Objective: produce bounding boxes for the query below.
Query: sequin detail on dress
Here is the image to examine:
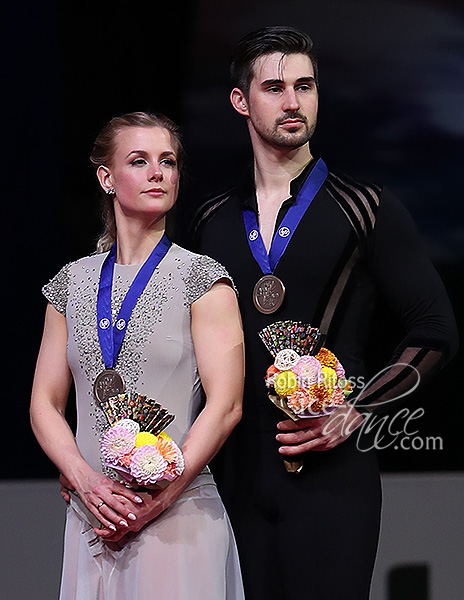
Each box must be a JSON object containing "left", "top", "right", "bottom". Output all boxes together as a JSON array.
[
  {"left": 41, "top": 247, "right": 236, "bottom": 458},
  {"left": 42, "top": 262, "right": 73, "bottom": 315},
  {"left": 184, "top": 254, "right": 237, "bottom": 305}
]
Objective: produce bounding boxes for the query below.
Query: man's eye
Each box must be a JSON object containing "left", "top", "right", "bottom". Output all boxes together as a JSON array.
[{"left": 297, "top": 82, "right": 315, "bottom": 92}]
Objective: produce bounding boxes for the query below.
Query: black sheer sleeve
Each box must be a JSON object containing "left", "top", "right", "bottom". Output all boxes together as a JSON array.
[{"left": 355, "top": 188, "right": 459, "bottom": 414}]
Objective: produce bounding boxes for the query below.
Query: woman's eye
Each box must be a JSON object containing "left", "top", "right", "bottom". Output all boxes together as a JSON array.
[
  {"left": 131, "top": 158, "right": 147, "bottom": 166},
  {"left": 160, "top": 158, "right": 177, "bottom": 167}
]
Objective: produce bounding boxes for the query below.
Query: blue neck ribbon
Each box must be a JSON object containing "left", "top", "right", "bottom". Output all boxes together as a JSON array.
[
  {"left": 242, "top": 158, "right": 328, "bottom": 274},
  {"left": 96, "top": 233, "right": 171, "bottom": 369}
]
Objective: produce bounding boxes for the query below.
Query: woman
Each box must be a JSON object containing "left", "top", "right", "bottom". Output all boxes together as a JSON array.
[{"left": 30, "top": 112, "right": 245, "bottom": 599}]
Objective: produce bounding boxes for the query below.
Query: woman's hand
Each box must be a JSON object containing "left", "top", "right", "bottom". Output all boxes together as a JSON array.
[
  {"left": 276, "top": 402, "right": 365, "bottom": 454},
  {"left": 95, "top": 488, "right": 167, "bottom": 543},
  {"left": 31, "top": 305, "right": 144, "bottom": 534},
  {"left": 73, "top": 468, "right": 144, "bottom": 532},
  {"left": 59, "top": 473, "right": 73, "bottom": 503},
  {"left": 97, "top": 280, "right": 245, "bottom": 544}
]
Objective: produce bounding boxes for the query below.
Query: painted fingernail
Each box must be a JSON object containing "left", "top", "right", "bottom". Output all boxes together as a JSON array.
[
  {"left": 128, "top": 512, "right": 136, "bottom": 521},
  {"left": 134, "top": 496, "right": 143, "bottom": 503},
  {"left": 119, "top": 519, "right": 128, "bottom": 527},
  {"left": 109, "top": 524, "right": 117, "bottom": 531}
]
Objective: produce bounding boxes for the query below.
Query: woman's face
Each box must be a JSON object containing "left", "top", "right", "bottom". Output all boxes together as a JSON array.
[{"left": 101, "top": 126, "right": 180, "bottom": 222}]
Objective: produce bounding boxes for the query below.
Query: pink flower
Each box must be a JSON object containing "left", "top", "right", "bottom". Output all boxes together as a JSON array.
[
  {"left": 331, "top": 387, "right": 345, "bottom": 406},
  {"left": 287, "top": 389, "right": 312, "bottom": 414},
  {"left": 101, "top": 425, "right": 137, "bottom": 464},
  {"left": 335, "top": 360, "right": 345, "bottom": 378},
  {"left": 293, "top": 356, "right": 322, "bottom": 388},
  {"left": 130, "top": 445, "right": 168, "bottom": 486}
]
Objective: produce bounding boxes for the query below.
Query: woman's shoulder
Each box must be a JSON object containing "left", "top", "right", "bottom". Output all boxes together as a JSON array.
[
  {"left": 171, "top": 243, "right": 232, "bottom": 279},
  {"left": 43, "top": 252, "right": 107, "bottom": 288},
  {"left": 42, "top": 252, "right": 107, "bottom": 314},
  {"left": 170, "top": 243, "right": 237, "bottom": 304}
]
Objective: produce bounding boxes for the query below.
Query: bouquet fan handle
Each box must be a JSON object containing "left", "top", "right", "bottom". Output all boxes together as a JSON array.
[{"left": 268, "top": 392, "right": 304, "bottom": 474}]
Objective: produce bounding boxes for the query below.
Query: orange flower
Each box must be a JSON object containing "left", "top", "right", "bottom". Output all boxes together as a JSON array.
[
  {"left": 308, "top": 383, "right": 331, "bottom": 401},
  {"left": 266, "top": 364, "right": 279, "bottom": 378},
  {"left": 315, "top": 347, "right": 337, "bottom": 370},
  {"left": 155, "top": 438, "right": 178, "bottom": 463}
]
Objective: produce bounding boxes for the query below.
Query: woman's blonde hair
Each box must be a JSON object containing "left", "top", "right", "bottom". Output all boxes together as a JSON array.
[{"left": 90, "top": 111, "right": 184, "bottom": 252}]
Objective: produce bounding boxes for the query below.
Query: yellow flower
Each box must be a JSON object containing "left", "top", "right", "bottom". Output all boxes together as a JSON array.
[
  {"left": 321, "top": 366, "right": 337, "bottom": 390},
  {"left": 274, "top": 370, "right": 298, "bottom": 397},
  {"left": 135, "top": 432, "right": 158, "bottom": 447},
  {"left": 158, "top": 431, "right": 172, "bottom": 442}
]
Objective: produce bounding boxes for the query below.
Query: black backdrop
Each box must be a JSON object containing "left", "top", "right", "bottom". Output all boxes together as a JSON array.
[{"left": 5, "top": 0, "right": 463, "bottom": 479}]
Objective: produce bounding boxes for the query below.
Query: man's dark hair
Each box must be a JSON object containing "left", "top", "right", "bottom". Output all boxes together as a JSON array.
[{"left": 230, "top": 25, "right": 318, "bottom": 96}]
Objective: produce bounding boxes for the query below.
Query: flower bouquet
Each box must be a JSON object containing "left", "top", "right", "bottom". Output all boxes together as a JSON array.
[
  {"left": 259, "top": 321, "right": 352, "bottom": 472},
  {"left": 99, "top": 392, "right": 184, "bottom": 488}
]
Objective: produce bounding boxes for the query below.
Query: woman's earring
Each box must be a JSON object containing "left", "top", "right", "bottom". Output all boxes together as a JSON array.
[{"left": 106, "top": 187, "right": 115, "bottom": 195}]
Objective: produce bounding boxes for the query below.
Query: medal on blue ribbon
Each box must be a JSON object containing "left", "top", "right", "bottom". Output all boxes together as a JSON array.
[
  {"left": 93, "top": 233, "right": 171, "bottom": 403},
  {"left": 243, "top": 158, "right": 329, "bottom": 313}
]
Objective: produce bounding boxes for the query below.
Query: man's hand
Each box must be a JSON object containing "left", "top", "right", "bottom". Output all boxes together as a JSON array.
[{"left": 276, "top": 402, "right": 364, "bottom": 454}]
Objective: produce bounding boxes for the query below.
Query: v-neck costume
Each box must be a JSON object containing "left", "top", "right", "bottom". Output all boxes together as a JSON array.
[{"left": 189, "top": 159, "right": 458, "bottom": 600}]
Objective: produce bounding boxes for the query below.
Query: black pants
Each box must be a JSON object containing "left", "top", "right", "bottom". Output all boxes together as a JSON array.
[{"left": 213, "top": 429, "right": 381, "bottom": 600}]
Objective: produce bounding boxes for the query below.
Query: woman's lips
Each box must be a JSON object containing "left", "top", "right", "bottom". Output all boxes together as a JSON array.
[{"left": 143, "top": 188, "right": 166, "bottom": 196}]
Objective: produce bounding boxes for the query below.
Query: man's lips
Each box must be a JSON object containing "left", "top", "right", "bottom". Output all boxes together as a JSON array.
[{"left": 278, "top": 118, "right": 304, "bottom": 127}]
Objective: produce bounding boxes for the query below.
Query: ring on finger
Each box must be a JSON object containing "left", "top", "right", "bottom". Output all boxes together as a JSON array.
[{"left": 97, "top": 501, "right": 105, "bottom": 509}]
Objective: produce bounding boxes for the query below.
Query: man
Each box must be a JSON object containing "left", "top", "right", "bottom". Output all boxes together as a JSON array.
[{"left": 190, "top": 26, "right": 458, "bottom": 599}]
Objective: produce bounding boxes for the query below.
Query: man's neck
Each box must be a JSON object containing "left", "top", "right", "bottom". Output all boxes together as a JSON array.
[
  {"left": 253, "top": 142, "right": 313, "bottom": 199},
  {"left": 251, "top": 142, "right": 313, "bottom": 252}
]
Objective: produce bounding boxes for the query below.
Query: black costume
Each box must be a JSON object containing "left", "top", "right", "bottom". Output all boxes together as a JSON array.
[{"left": 190, "top": 159, "right": 458, "bottom": 600}]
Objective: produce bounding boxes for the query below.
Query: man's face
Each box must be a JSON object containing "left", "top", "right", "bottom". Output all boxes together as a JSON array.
[{"left": 246, "top": 52, "right": 318, "bottom": 149}]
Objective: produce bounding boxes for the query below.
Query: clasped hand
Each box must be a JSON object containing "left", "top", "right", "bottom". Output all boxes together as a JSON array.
[
  {"left": 276, "top": 402, "right": 364, "bottom": 454},
  {"left": 60, "top": 473, "right": 167, "bottom": 547}
]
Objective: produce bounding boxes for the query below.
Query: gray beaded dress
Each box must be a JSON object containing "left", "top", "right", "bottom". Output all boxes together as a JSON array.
[{"left": 42, "top": 243, "right": 244, "bottom": 600}]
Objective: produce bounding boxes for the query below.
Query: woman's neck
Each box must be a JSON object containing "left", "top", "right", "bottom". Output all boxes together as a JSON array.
[{"left": 115, "top": 216, "right": 166, "bottom": 265}]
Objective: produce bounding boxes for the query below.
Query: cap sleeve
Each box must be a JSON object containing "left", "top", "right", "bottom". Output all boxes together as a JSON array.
[
  {"left": 42, "top": 263, "right": 71, "bottom": 315},
  {"left": 185, "top": 254, "right": 237, "bottom": 306}
]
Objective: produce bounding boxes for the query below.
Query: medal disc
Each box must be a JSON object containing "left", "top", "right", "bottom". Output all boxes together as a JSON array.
[
  {"left": 253, "top": 274, "right": 285, "bottom": 314},
  {"left": 93, "top": 369, "right": 125, "bottom": 405}
]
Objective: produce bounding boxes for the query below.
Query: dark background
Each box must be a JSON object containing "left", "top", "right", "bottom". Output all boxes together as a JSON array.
[{"left": 5, "top": 0, "right": 463, "bottom": 479}]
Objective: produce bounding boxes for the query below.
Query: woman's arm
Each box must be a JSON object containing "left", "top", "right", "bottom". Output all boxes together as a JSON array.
[
  {"left": 103, "top": 280, "right": 244, "bottom": 540},
  {"left": 30, "top": 303, "right": 144, "bottom": 531}
]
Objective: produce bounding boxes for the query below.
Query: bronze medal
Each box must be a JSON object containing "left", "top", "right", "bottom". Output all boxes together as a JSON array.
[
  {"left": 93, "top": 369, "right": 125, "bottom": 405},
  {"left": 253, "top": 274, "right": 285, "bottom": 314}
]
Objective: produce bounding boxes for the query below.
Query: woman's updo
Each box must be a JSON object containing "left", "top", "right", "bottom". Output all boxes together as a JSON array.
[{"left": 91, "top": 112, "right": 184, "bottom": 252}]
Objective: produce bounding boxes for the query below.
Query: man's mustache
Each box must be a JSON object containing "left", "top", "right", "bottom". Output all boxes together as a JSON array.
[{"left": 276, "top": 112, "right": 308, "bottom": 124}]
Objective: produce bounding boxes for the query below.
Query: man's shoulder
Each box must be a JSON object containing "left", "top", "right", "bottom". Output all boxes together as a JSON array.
[
  {"left": 324, "top": 169, "right": 383, "bottom": 238},
  {"left": 189, "top": 184, "right": 240, "bottom": 245}
]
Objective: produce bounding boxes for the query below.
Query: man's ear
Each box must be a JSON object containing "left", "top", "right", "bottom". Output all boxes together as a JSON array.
[{"left": 230, "top": 87, "right": 250, "bottom": 116}]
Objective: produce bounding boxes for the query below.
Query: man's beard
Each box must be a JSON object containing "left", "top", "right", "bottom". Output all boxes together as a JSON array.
[{"left": 255, "top": 112, "right": 316, "bottom": 149}]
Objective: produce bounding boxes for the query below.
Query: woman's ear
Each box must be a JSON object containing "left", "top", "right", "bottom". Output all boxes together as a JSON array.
[
  {"left": 230, "top": 88, "right": 250, "bottom": 117},
  {"left": 96, "top": 165, "right": 114, "bottom": 194}
]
